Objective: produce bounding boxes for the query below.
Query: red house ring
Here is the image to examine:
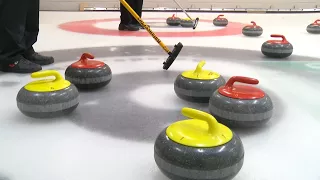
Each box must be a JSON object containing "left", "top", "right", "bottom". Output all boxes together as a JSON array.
[{"left": 59, "top": 18, "right": 245, "bottom": 37}]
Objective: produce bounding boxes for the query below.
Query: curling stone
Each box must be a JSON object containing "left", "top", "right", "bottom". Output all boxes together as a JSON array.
[
  {"left": 65, "top": 53, "right": 112, "bottom": 90},
  {"left": 242, "top": 21, "right": 263, "bottom": 37},
  {"left": 166, "top": 14, "right": 181, "bottom": 26},
  {"left": 16, "top": 70, "right": 79, "bottom": 118},
  {"left": 306, "top": 19, "right": 320, "bottom": 34},
  {"left": 213, "top": 14, "right": 228, "bottom": 26},
  {"left": 209, "top": 76, "right": 273, "bottom": 127},
  {"left": 174, "top": 60, "right": 226, "bottom": 103},
  {"left": 261, "top": 34, "right": 293, "bottom": 58},
  {"left": 180, "top": 18, "right": 194, "bottom": 28},
  {"left": 154, "top": 107, "right": 244, "bottom": 180}
]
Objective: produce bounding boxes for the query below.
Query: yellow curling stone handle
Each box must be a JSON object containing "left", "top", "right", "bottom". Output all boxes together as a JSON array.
[
  {"left": 166, "top": 107, "right": 233, "bottom": 148},
  {"left": 181, "top": 60, "right": 220, "bottom": 80},
  {"left": 24, "top": 70, "right": 71, "bottom": 92}
]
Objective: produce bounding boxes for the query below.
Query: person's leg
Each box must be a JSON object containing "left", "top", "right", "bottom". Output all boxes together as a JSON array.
[
  {"left": 119, "top": 0, "right": 139, "bottom": 31},
  {"left": 0, "top": 0, "right": 42, "bottom": 73},
  {"left": 131, "top": 0, "right": 149, "bottom": 29},
  {"left": 22, "top": 0, "right": 54, "bottom": 65},
  {"left": 131, "top": 0, "right": 143, "bottom": 25}
]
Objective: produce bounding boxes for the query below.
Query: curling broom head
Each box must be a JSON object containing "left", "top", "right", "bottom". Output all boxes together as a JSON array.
[
  {"left": 193, "top": 17, "right": 199, "bottom": 29},
  {"left": 163, "top": 42, "right": 183, "bottom": 70}
]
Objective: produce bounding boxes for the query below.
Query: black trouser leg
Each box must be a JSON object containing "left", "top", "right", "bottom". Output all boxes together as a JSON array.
[
  {"left": 120, "top": 0, "right": 135, "bottom": 24},
  {"left": 0, "top": 0, "right": 29, "bottom": 63},
  {"left": 131, "top": 0, "right": 144, "bottom": 24},
  {"left": 25, "top": 0, "right": 39, "bottom": 51},
  {"left": 23, "top": 0, "right": 53, "bottom": 66}
]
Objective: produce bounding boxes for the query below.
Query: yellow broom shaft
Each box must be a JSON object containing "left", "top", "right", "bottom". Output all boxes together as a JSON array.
[{"left": 120, "top": 0, "right": 171, "bottom": 54}]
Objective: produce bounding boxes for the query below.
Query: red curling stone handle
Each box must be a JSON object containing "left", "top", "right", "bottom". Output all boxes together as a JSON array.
[
  {"left": 80, "top": 53, "right": 95, "bottom": 64},
  {"left": 217, "top": 14, "right": 224, "bottom": 18},
  {"left": 251, "top": 21, "right": 256, "bottom": 26},
  {"left": 314, "top": 19, "right": 320, "bottom": 24},
  {"left": 270, "top": 34, "right": 288, "bottom": 43},
  {"left": 225, "top": 76, "right": 259, "bottom": 88}
]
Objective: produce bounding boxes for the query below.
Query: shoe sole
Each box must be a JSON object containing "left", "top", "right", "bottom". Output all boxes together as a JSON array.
[
  {"left": 33, "top": 60, "right": 54, "bottom": 66},
  {"left": 119, "top": 28, "right": 140, "bottom": 31},
  {"left": 2, "top": 68, "right": 42, "bottom": 73}
]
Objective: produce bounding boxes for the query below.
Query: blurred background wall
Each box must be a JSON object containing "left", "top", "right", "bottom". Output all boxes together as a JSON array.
[{"left": 40, "top": 0, "right": 320, "bottom": 11}]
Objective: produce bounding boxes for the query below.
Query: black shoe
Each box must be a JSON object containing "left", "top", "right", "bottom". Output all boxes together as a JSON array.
[
  {"left": 23, "top": 47, "right": 54, "bottom": 65},
  {"left": 0, "top": 55, "right": 42, "bottom": 73},
  {"left": 118, "top": 24, "right": 140, "bottom": 31},
  {"left": 133, "top": 23, "right": 150, "bottom": 29}
]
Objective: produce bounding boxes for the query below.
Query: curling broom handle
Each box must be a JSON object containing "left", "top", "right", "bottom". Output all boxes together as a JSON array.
[
  {"left": 120, "top": 0, "right": 171, "bottom": 54},
  {"left": 172, "top": 0, "right": 193, "bottom": 20}
]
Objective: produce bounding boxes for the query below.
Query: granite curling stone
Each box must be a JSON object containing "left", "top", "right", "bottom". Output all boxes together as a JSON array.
[
  {"left": 242, "top": 21, "right": 263, "bottom": 37},
  {"left": 16, "top": 70, "right": 79, "bottom": 118},
  {"left": 180, "top": 18, "right": 194, "bottom": 28},
  {"left": 261, "top": 34, "right": 293, "bottom": 58},
  {"left": 65, "top": 53, "right": 112, "bottom": 90},
  {"left": 306, "top": 19, "right": 320, "bottom": 34},
  {"left": 209, "top": 76, "right": 273, "bottom": 127},
  {"left": 154, "top": 107, "right": 244, "bottom": 180},
  {"left": 166, "top": 14, "right": 181, "bottom": 26},
  {"left": 174, "top": 60, "right": 226, "bottom": 103},
  {"left": 213, "top": 14, "right": 228, "bottom": 26}
]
